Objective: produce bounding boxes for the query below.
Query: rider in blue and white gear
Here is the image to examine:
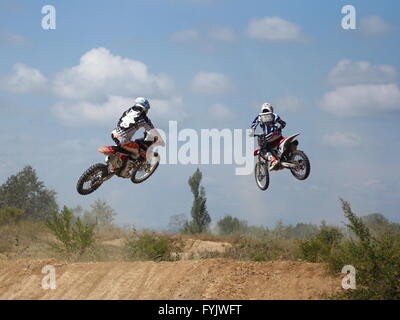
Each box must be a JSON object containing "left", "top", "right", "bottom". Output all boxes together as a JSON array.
[{"left": 249, "top": 103, "right": 286, "bottom": 171}]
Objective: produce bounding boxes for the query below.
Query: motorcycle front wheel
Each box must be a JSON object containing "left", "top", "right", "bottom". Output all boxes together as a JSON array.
[
  {"left": 131, "top": 153, "right": 160, "bottom": 184},
  {"left": 289, "top": 150, "right": 310, "bottom": 181},
  {"left": 76, "top": 163, "right": 109, "bottom": 195},
  {"left": 255, "top": 160, "right": 270, "bottom": 191}
]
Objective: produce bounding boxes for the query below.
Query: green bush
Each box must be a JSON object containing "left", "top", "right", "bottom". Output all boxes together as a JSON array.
[
  {"left": 299, "top": 224, "right": 343, "bottom": 263},
  {"left": 300, "top": 200, "right": 400, "bottom": 299},
  {"left": 46, "top": 206, "right": 96, "bottom": 259},
  {"left": 328, "top": 200, "right": 400, "bottom": 300},
  {"left": 225, "top": 236, "right": 298, "bottom": 262},
  {"left": 123, "top": 228, "right": 179, "bottom": 261},
  {"left": 0, "top": 207, "right": 24, "bottom": 225}
]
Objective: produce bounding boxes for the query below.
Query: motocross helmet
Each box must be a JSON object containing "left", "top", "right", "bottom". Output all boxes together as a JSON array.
[
  {"left": 261, "top": 102, "right": 273, "bottom": 114},
  {"left": 260, "top": 103, "right": 274, "bottom": 123},
  {"left": 134, "top": 97, "right": 150, "bottom": 113}
]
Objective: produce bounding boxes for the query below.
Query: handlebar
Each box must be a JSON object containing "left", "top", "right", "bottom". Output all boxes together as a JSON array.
[{"left": 253, "top": 128, "right": 282, "bottom": 138}]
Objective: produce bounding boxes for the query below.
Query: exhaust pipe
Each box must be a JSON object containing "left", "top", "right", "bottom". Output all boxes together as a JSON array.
[{"left": 280, "top": 162, "right": 297, "bottom": 169}]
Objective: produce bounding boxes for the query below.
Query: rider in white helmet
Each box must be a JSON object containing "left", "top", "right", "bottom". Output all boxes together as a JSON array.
[
  {"left": 111, "top": 97, "right": 156, "bottom": 158},
  {"left": 249, "top": 102, "right": 286, "bottom": 171}
]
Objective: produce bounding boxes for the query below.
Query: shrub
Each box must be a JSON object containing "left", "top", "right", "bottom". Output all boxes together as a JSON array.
[
  {"left": 327, "top": 200, "right": 400, "bottom": 300},
  {"left": 46, "top": 206, "right": 96, "bottom": 259},
  {"left": 0, "top": 207, "right": 24, "bottom": 225},
  {"left": 225, "top": 236, "right": 298, "bottom": 262},
  {"left": 123, "top": 228, "right": 180, "bottom": 261},
  {"left": 299, "top": 224, "right": 343, "bottom": 263}
]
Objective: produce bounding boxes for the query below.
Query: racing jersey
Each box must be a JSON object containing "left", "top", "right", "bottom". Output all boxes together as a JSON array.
[
  {"left": 250, "top": 113, "right": 286, "bottom": 142},
  {"left": 113, "top": 105, "right": 154, "bottom": 143}
]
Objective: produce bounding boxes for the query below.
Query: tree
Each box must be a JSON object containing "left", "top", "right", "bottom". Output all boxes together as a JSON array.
[
  {"left": 217, "top": 215, "right": 248, "bottom": 236},
  {"left": 184, "top": 169, "right": 211, "bottom": 234},
  {"left": 82, "top": 199, "right": 117, "bottom": 232},
  {"left": 0, "top": 166, "right": 58, "bottom": 221}
]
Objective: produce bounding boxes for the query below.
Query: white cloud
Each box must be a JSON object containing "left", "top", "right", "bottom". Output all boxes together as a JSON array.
[
  {"left": 190, "top": 72, "right": 234, "bottom": 95},
  {"left": 319, "top": 59, "right": 400, "bottom": 117},
  {"left": 0, "top": 31, "right": 28, "bottom": 46},
  {"left": 1, "top": 63, "right": 47, "bottom": 93},
  {"left": 1, "top": 47, "right": 186, "bottom": 126},
  {"left": 52, "top": 47, "right": 174, "bottom": 100},
  {"left": 209, "top": 103, "right": 235, "bottom": 121},
  {"left": 322, "top": 132, "right": 361, "bottom": 148},
  {"left": 53, "top": 95, "right": 185, "bottom": 126},
  {"left": 247, "top": 17, "right": 307, "bottom": 42},
  {"left": 53, "top": 95, "right": 131, "bottom": 126},
  {"left": 170, "top": 25, "right": 235, "bottom": 44},
  {"left": 208, "top": 26, "right": 235, "bottom": 42},
  {"left": 328, "top": 59, "right": 397, "bottom": 86},
  {"left": 170, "top": 29, "right": 200, "bottom": 42},
  {"left": 360, "top": 16, "right": 392, "bottom": 37},
  {"left": 274, "top": 96, "right": 302, "bottom": 113},
  {"left": 318, "top": 83, "right": 400, "bottom": 116}
]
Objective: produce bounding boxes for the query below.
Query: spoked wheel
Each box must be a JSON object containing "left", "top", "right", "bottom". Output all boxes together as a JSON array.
[
  {"left": 289, "top": 150, "right": 310, "bottom": 181},
  {"left": 131, "top": 153, "right": 160, "bottom": 184},
  {"left": 255, "top": 160, "right": 270, "bottom": 191},
  {"left": 77, "top": 163, "right": 109, "bottom": 195}
]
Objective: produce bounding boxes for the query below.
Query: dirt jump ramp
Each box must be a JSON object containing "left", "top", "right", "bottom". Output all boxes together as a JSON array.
[{"left": 0, "top": 259, "right": 342, "bottom": 300}]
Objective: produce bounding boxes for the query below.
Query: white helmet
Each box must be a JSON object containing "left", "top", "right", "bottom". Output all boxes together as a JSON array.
[
  {"left": 261, "top": 103, "right": 273, "bottom": 114},
  {"left": 134, "top": 97, "right": 150, "bottom": 113}
]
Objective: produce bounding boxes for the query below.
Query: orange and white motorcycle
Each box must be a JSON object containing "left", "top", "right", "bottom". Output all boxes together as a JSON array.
[
  {"left": 253, "top": 132, "right": 310, "bottom": 191},
  {"left": 76, "top": 136, "right": 160, "bottom": 195}
]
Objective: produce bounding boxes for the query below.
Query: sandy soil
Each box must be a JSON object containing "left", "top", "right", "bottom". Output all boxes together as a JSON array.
[
  {"left": 0, "top": 258, "right": 342, "bottom": 300},
  {"left": 178, "top": 239, "right": 232, "bottom": 260}
]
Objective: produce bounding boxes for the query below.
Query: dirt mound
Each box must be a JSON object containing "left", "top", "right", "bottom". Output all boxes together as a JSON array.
[
  {"left": 0, "top": 259, "right": 342, "bottom": 300},
  {"left": 179, "top": 239, "right": 231, "bottom": 260},
  {"left": 102, "top": 238, "right": 232, "bottom": 260}
]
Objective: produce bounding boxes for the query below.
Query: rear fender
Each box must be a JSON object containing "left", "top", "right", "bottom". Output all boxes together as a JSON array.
[{"left": 279, "top": 133, "right": 300, "bottom": 154}]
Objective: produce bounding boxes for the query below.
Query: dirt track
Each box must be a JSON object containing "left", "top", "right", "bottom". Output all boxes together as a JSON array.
[{"left": 0, "top": 258, "right": 342, "bottom": 300}]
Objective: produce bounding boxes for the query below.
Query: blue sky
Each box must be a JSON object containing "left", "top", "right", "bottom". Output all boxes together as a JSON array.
[{"left": 1, "top": 0, "right": 399, "bottom": 229}]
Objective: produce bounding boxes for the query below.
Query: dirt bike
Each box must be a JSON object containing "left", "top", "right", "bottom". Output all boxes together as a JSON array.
[
  {"left": 253, "top": 132, "right": 310, "bottom": 191},
  {"left": 76, "top": 137, "right": 160, "bottom": 195}
]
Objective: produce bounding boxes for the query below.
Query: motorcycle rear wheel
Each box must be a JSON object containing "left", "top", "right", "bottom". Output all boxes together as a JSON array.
[
  {"left": 255, "top": 160, "right": 270, "bottom": 191},
  {"left": 77, "top": 163, "right": 109, "bottom": 195}
]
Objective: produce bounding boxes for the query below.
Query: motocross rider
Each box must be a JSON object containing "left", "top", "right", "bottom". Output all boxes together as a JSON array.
[
  {"left": 111, "top": 97, "right": 160, "bottom": 165},
  {"left": 249, "top": 103, "right": 286, "bottom": 171}
]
